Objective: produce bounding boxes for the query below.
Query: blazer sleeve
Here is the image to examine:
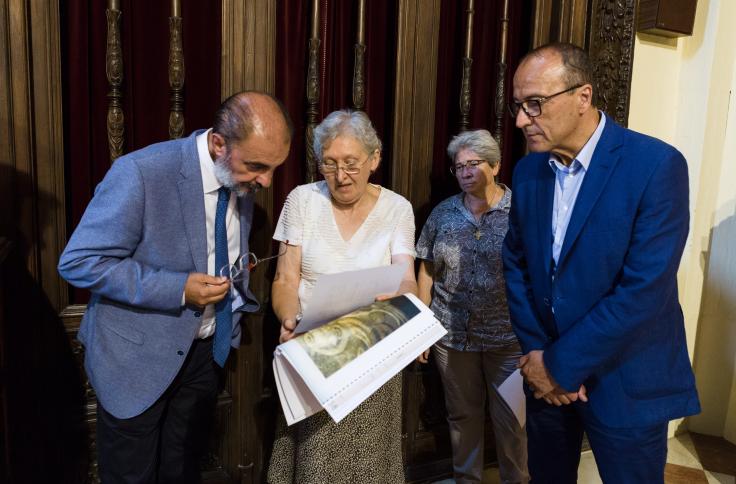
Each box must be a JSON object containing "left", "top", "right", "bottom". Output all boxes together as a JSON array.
[
  {"left": 58, "top": 158, "right": 189, "bottom": 313},
  {"left": 544, "top": 149, "right": 690, "bottom": 391},
  {"left": 502, "top": 177, "right": 550, "bottom": 354}
]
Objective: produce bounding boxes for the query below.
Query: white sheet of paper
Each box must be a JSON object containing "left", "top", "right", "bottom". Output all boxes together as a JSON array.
[
  {"left": 295, "top": 262, "right": 407, "bottom": 334},
  {"left": 496, "top": 368, "right": 526, "bottom": 428}
]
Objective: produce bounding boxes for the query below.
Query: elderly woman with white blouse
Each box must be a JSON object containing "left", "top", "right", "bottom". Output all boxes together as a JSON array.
[{"left": 267, "top": 109, "right": 417, "bottom": 484}]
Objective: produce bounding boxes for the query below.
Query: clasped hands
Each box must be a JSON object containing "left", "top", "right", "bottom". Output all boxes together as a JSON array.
[{"left": 519, "top": 350, "right": 588, "bottom": 406}]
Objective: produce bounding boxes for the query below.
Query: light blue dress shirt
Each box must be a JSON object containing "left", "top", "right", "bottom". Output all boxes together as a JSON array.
[{"left": 549, "top": 112, "right": 606, "bottom": 265}]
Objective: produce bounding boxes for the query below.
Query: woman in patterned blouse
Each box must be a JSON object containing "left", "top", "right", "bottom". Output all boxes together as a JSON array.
[{"left": 416, "top": 130, "right": 529, "bottom": 484}]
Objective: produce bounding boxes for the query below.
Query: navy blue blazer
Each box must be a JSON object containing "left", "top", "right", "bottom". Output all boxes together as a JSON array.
[
  {"left": 502, "top": 115, "right": 700, "bottom": 428},
  {"left": 59, "top": 130, "right": 259, "bottom": 419}
]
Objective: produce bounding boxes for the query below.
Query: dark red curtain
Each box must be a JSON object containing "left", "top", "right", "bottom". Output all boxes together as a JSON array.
[
  {"left": 61, "top": 0, "right": 222, "bottom": 304},
  {"left": 430, "top": 0, "right": 533, "bottom": 212},
  {"left": 275, "top": 0, "right": 398, "bottom": 218}
]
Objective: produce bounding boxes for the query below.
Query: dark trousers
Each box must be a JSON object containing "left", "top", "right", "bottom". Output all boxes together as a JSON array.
[
  {"left": 526, "top": 397, "right": 668, "bottom": 484},
  {"left": 96, "top": 338, "right": 221, "bottom": 484}
]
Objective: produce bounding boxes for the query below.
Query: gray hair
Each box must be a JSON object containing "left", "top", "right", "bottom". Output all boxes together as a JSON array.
[
  {"left": 313, "top": 110, "right": 382, "bottom": 162},
  {"left": 447, "top": 129, "right": 501, "bottom": 167}
]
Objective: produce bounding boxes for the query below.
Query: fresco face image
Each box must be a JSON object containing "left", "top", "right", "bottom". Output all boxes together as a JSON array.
[{"left": 297, "top": 295, "right": 420, "bottom": 377}]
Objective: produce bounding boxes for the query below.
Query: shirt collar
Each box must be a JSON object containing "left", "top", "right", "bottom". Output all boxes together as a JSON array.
[
  {"left": 548, "top": 111, "right": 607, "bottom": 174},
  {"left": 197, "top": 128, "right": 222, "bottom": 194}
]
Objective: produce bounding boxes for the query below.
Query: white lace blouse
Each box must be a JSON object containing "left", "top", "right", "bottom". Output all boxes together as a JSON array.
[{"left": 273, "top": 181, "right": 415, "bottom": 315}]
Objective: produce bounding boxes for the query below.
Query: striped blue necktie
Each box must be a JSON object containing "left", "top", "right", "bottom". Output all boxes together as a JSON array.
[{"left": 213, "top": 186, "right": 232, "bottom": 367}]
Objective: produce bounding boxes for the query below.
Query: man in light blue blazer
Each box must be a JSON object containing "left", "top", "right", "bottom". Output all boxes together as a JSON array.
[
  {"left": 59, "top": 91, "right": 292, "bottom": 483},
  {"left": 502, "top": 43, "right": 700, "bottom": 483}
]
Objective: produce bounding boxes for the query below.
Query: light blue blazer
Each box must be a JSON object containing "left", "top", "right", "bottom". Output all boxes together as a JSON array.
[
  {"left": 502, "top": 115, "right": 700, "bottom": 428},
  {"left": 59, "top": 130, "right": 259, "bottom": 419}
]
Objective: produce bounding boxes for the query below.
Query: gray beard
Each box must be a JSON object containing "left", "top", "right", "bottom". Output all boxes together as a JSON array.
[{"left": 213, "top": 152, "right": 261, "bottom": 196}]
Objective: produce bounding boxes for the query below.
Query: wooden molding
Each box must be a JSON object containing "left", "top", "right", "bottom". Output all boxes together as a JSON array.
[
  {"left": 221, "top": 2, "right": 277, "bottom": 482},
  {"left": 391, "top": 0, "right": 441, "bottom": 211},
  {"left": 0, "top": 0, "right": 67, "bottom": 312}
]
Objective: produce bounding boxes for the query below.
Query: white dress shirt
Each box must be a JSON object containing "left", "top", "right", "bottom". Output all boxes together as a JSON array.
[
  {"left": 548, "top": 112, "right": 606, "bottom": 266},
  {"left": 195, "top": 129, "right": 241, "bottom": 338}
]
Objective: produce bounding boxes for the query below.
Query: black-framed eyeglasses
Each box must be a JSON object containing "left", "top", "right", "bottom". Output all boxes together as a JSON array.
[
  {"left": 450, "top": 159, "right": 488, "bottom": 176},
  {"left": 508, "top": 84, "right": 582, "bottom": 118},
  {"left": 219, "top": 242, "right": 288, "bottom": 282},
  {"left": 319, "top": 153, "right": 372, "bottom": 175}
]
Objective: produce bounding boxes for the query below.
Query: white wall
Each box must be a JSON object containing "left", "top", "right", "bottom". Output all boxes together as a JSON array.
[{"left": 628, "top": 0, "right": 736, "bottom": 443}]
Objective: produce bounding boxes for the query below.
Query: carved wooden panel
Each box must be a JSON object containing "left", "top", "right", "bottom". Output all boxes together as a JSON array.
[
  {"left": 531, "top": 0, "right": 637, "bottom": 126},
  {"left": 105, "top": 3, "right": 124, "bottom": 161},
  {"left": 588, "top": 0, "right": 636, "bottom": 126},
  {"left": 168, "top": 2, "right": 185, "bottom": 139},
  {"left": 305, "top": 0, "right": 321, "bottom": 183}
]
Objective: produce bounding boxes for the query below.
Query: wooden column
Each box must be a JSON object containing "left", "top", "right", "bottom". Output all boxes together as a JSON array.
[
  {"left": 352, "top": 0, "right": 366, "bottom": 111},
  {"left": 168, "top": 0, "right": 185, "bottom": 139},
  {"left": 305, "top": 0, "right": 321, "bottom": 182},
  {"left": 392, "top": 0, "right": 441, "bottom": 210},
  {"left": 221, "top": 1, "right": 277, "bottom": 482},
  {"left": 105, "top": 0, "right": 124, "bottom": 161},
  {"left": 494, "top": 0, "right": 511, "bottom": 146},
  {"left": 458, "top": 0, "right": 474, "bottom": 132}
]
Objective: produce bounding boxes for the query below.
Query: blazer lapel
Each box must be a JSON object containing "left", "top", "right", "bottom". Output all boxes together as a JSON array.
[
  {"left": 557, "top": 120, "right": 623, "bottom": 266},
  {"left": 536, "top": 158, "right": 555, "bottom": 277},
  {"left": 178, "top": 132, "right": 208, "bottom": 275}
]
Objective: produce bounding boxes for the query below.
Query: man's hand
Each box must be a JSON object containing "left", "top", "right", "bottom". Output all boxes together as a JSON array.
[
  {"left": 416, "top": 348, "right": 431, "bottom": 364},
  {"left": 538, "top": 384, "right": 589, "bottom": 406},
  {"left": 519, "top": 350, "right": 556, "bottom": 396},
  {"left": 279, "top": 318, "right": 297, "bottom": 343},
  {"left": 520, "top": 350, "right": 589, "bottom": 406},
  {"left": 184, "top": 273, "right": 230, "bottom": 307}
]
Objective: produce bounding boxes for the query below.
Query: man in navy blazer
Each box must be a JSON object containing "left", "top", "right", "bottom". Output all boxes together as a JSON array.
[
  {"left": 502, "top": 43, "right": 700, "bottom": 483},
  {"left": 59, "top": 91, "right": 292, "bottom": 483}
]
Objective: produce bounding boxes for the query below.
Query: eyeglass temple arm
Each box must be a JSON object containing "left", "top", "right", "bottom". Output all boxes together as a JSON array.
[{"left": 247, "top": 240, "right": 289, "bottom": 271}]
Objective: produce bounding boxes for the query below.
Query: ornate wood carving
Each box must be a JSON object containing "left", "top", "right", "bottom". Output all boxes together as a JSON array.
[
  {"left": 105, "top": 2, "right": 124, "bottom": 161},
  {"left": 588, "top": 0, "right": 637, "bottom": 126},
  {"left": 305, "top": 0, "right": 321, "bottom": 182},
  {"left": 168, "top": 3, "right": 185, "bottom": 139},
  {"left": 531, "top": 0, "right": 636, "bottom": 126},
  {"left": 494, "top": 0, "right": 511, "bottom": 146},
  {"left": 352, "top": 0, "right": 366, "bottom": 110},
  {"left": 458, "top": 0, "right": 474, "bottom": 132}
]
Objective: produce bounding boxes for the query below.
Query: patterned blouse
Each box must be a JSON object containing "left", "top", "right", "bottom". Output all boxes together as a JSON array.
[{"left": 416, "top": 185, "right": 517, "bottom": 351}]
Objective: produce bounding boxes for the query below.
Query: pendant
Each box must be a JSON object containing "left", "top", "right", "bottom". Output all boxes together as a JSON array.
[{"left": 474, "top": 229, "right": 482, "bottom": 240}]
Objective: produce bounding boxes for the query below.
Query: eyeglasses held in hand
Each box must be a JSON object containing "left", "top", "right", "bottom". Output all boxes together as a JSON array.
[
  {"left": 319, "top": 153, "right": 372, "bottom": 175},
  {"left": 219, "top": 242, "right": 288, "bottom": 282},
  {"left": 508, "top": 84, "right": 582, "bottom": 118},
  {"left": 450, "top": 159, "right": 487, "bottom": 175}
]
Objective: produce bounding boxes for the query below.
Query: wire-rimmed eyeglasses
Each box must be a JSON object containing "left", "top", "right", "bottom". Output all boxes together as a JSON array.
[
  {"left": 508, "top": 84, "right": 582, "bottom": 118},
  {"left": 319, "top": 153, "right": 372, "bottom": 175},
  {"left": 450, "top": 159, "right": 488, "bottom": 176},
  {"left": 219, "top": 242, "right": 288, "bottom": 282}
]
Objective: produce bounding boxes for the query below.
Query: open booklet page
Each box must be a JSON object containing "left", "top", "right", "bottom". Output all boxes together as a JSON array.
[
  {"left": 273, "top": 293, "right": 446, "bottom": 425},
  {"left": 295, "top": 262, "right": 407, "bottom": 334}
]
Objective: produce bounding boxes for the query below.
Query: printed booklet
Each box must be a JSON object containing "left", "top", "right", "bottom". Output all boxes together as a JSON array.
[{"left": 273, "top": 293, "right": 446, "bottom": 425}]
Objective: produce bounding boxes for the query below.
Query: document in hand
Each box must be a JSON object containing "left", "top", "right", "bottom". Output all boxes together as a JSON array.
[{"left": 273, "top": 293, "right": 446, "bottom": 425}]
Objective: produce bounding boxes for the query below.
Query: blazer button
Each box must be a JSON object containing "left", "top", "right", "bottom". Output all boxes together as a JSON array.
[
  {"left": 543, "top": 297, "right": 551, "bottom": 306},
  {"left": 194, "top": 311, "right": 201, "bottom": 317},
  {"left": 177, "top": 350, "right": 184, "bottom": 356}
]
